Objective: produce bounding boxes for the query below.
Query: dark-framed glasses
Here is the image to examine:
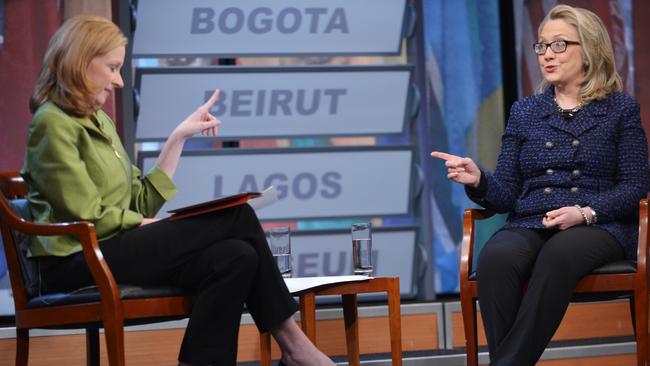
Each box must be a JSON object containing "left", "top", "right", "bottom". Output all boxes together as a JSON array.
[{"left": 533, "top": 40, "right": 580, "bottom": 55}]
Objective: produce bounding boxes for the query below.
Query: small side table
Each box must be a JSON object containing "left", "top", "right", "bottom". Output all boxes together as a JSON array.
[{"left": 259, "top": 277, "right": 402, "bottom": 366}]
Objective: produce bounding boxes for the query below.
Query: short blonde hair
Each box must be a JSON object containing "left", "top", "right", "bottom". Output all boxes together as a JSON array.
[
  {"left": 536, "top": 4, "right": 622, "bottom": 102},
  {"left": 29, "top": 15, "right": 127, "bottom": 117}
]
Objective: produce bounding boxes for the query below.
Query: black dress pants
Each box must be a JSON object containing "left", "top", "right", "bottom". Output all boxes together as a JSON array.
[
  {"left": 476, "top": 226, "right": 624, "bottom": 366},
  {"left": 37, "top": 204, "right": 298, "bottom": 366}
]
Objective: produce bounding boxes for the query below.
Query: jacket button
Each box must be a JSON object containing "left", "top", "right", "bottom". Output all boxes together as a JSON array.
[
  {"left": 572, "top": 139, "right": 580, "bottom": 147},
  {"left": 543, "top": 187, "right": 553, "bottom": 194},
  {"left": 546, "top": 169, "right": 554, "bottom": 175},
  {"left": 572, "top": 169, "right": 581, "bottom": 177},
  {"left": 570, "top": 187, "right": 579, "bottom": 193},
  {"left": 545, "top": 141, "right": 554, "bottom": 149}
]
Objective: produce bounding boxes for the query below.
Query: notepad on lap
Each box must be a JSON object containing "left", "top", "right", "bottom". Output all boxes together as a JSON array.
[
  {"left": 167, "top": 192, "right": 261, "bottom": 221},
  {"left": 248, "top": 186, "right": 278, "bottom": 211}
]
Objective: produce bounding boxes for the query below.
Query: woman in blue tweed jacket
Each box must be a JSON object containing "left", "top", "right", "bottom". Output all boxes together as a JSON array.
[{"left": 432, "top": 5, "right": 648, "bottom": 366}]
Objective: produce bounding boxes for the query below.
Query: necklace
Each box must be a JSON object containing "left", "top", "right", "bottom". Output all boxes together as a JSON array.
[{"left": 554, "top": 97, "right": 583, "bottom": 119}]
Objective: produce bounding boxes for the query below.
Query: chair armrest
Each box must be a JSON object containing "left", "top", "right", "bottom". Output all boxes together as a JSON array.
[
  {"left": 0, "top": 195, "right": 121, "bottom": 312},
  {"left": 636, "top": 198, "right": 649, "bottom": 282},
  {"left": 460, "top": 208, "right": 497, "bottom": 282},
  {"left": 0, "top": 172, "right": 27, "bottom": 199}
]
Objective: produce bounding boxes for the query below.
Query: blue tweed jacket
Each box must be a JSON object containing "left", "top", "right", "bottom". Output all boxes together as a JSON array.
[{"left": 468, "top": 87, "right": 649, "bottom": 259}]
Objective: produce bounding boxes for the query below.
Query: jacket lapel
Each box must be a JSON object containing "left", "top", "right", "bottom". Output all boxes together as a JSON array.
[
  {"left": 569, "top": 98, "right": 607, "bottom": 136},
  {"left": 69, "top": 113, "right": 112, "bottom": 142},
  {"left": 541, "top": 88, "right": 608, "bottom": 137}
]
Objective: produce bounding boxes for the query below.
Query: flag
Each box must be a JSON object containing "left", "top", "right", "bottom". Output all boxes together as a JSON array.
[{"left": 423, "top": 0, "right": 504, "bottom": 293}]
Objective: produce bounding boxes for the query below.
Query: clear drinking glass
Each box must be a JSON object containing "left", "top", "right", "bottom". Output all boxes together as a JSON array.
[
  {"left": 269, "top": 227, "right": 292, "bottom": 278},
  {"left": 351, "top": 222, "right": 373, "bottom": 276}
]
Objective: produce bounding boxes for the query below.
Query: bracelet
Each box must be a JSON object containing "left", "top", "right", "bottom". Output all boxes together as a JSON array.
[
  {"left": 574, "top": 204, "right": 591, "bottom": 225},
  {"left": 589, "top": 208, "right": 597, "bottom": 224}
]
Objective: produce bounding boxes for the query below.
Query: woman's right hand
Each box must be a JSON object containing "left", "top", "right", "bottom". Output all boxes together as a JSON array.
[
  {"left": 430, "top": 151, "right": 481, "bottom": 188},
  {"left": 156, "top": 89, "right": 222, "bottom": 179},
  {"left": 171, "top": 89, "right": 222, "bottom": 141}
]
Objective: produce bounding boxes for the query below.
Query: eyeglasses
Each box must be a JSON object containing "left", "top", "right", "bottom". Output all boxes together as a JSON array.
[{"left": 533, "top": 40, "right": 581, "bottom": 55}]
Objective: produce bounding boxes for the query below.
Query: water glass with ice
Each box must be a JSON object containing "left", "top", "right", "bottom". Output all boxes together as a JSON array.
[
  {"left": 351, "top": 222, "right": 373, "bottom": 276},
  {"left": 269, "top": 227, "right": 292, "bottom": 278}
]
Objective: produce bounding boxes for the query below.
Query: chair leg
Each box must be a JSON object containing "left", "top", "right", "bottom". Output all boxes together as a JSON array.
[
  {"left": 86, "top": 328, "right": 100, "bottom": 366},
  {"left": 460, "top": 292, "right": 479, "bottom": 366},
  {"left": 633, "top": 290, "right": 648, "bottom": 366},
  {"left": 103, "top": 318, "right": 126, "bottom": 366},
  {"left": 342, "top": 294, "right": 360, "bottom": 366},
  {"left": 259, "top": 331, "right": 273, "bottom": 366},
  {"left": 386, "top": 278, "right": 403, "bottom": 366},
  {"left": 629, "top": 296, "right": 637, "bottom": 337},
  {"left": 15, "top": 328, "right": 28, "bottom": 366}
]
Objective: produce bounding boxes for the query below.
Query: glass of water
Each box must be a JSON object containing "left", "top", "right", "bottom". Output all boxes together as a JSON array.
[
  {"left": 269, "top": 227, "right": 292, "bottom": 278},
  {"left": 352, "top": 222, "right": 373, "bottom": 276}
]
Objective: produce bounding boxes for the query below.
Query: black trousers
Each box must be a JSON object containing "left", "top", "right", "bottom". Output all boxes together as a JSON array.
[
  {"left": 476, "top": 226, "right": 624, "bottom": 366},
  {"left": 38, "top": 204, "right": 298, "bottom": 366}
]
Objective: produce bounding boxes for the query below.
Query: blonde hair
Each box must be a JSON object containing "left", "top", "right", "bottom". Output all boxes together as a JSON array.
[
  {"left": 536, "top": 4, "right": 622, "bottom": 102},
  {"left": 29, "top": 15, "right": 127, "bottom": 117}
]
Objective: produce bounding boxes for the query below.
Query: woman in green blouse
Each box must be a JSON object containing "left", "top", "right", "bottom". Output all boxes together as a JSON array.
[{"left": 21, "top": 15, "right": 333, "bottom": 366}]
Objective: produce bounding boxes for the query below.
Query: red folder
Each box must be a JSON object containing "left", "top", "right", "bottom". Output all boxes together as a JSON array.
[{"left": 167, "top": 192, "right": 261, "bottom": 221}]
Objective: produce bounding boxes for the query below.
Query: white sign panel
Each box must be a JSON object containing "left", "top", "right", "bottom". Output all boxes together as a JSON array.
[
  {"left": 133, "top": 0, "right": 407, "bottom": 57},
  {"left": 135, "top": 66, "right": 412, "bottom": 141},
  {"left": 140, "top": 147, "right": 413, "bottom": 220},
  {"left": 290, "top": 229, "right": 418, "bottom": 297}
]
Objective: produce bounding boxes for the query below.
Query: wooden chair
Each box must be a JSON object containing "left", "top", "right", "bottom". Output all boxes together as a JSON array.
[
  {"left": 0, "top": 173, "right": 193, "bottom": 365},
  {"left": 259, "top": 277, "right": 403, "bottom": 366},
  {"left": 0, "top": 172, "right": 27, "bottom": 199},
  {"left": 459, "top": 198, "right": 649, "bottom": 366}
]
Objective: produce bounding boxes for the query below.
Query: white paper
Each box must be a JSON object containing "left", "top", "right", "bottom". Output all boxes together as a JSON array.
[
  {"left": 248, "top": 186, "right": 278, "bottom": 211},
  {"left": 283, "top": 275, "right": 372, "bottom": 294}
]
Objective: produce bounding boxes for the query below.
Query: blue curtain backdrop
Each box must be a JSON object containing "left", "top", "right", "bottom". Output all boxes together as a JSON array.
[{"left": 423, "top": 0, "right": 504, "bottom": 293}]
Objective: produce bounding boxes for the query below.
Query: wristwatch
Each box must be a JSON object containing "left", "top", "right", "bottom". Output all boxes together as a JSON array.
[{"left": 589, "top": 208, "right": 597, "bottom": 224}]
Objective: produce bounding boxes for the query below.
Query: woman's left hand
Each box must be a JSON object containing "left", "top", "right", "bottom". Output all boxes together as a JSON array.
[
  {"left": 140, "top": 218, "right": 161, "bottom": 226},
  {"left": 172, "top": 89, "right": 222, "bottom": 140},
  {"left": 542, "top": 206, "right": 584, "bottom": 230}
]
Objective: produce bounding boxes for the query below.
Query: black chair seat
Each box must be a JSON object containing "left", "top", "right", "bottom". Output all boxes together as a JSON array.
[
  {"left": 468, "top": 260, "right": 637, "bottom": 281},
  {"left": 26, "top": 285, "right": 190, "bottom": 308},
  {"left": 589, "top": 260, "right": 637, "bottom": 274}
]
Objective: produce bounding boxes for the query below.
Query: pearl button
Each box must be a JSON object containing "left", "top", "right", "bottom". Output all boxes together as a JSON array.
[
  {"left": 570, "top": 187, "right": 579, "bottom": 193},
  {"left": 546, "top": 169, "right": 554, "bottom": 175},
  {"left": 543, "top": 187, "right": 553, "bottom": 194},
  {"left": 545, "top": 141, "right": 554, "bottom": 149},
  {"left": 572, "top": 169, "right": 581, "bottom": 177},
  {"left": 572, "top": 139, "right": 580, "bottom": 147}
]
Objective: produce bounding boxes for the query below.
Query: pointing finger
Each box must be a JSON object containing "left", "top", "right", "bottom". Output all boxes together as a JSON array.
[
  {"left": 202, "top": 89, "right": 220, "bottom": 110},
  {"left": 430, "top": 151, "right": 458, "bottom": 161}
]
